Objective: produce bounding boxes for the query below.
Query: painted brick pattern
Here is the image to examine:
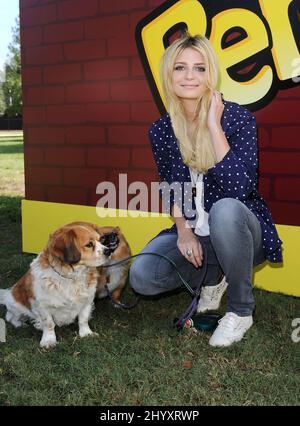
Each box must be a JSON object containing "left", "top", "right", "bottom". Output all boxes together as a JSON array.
[
  {"left": 20, "top": 0, "right": 160, "bottom": 209},
  {"left": 256, "top": 99, "right": 300, "bottom": 225},
  {"left": 20, "top": 0, "right": 300, "bottom": 225}
]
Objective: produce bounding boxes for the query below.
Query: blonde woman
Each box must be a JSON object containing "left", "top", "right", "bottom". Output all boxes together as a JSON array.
[{"left": 130, "top": 33, "right": 282, "bottom": 347}]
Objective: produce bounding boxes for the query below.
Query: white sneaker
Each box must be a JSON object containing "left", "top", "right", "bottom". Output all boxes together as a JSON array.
[
  {"left": 209, "top": 312, "right": 253, "bottom": 347},
  {"left": 197, "top": 275, "right": 228, "bottom": 313}
]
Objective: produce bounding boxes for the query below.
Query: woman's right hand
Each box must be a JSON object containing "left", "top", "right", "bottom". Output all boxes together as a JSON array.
[{"left": 177, "top": 228, "right": 203, "bottom": 268}]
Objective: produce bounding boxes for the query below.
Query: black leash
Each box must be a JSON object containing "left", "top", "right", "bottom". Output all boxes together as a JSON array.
[
  {"left": 102, "top": 252, "right": 195, "bottom": 295},
  {"left": 102, "top": 252, "right": 194, "bottom": 311},
  {"left": 102, "top": 250, "right": 209, "bottom": 329}
]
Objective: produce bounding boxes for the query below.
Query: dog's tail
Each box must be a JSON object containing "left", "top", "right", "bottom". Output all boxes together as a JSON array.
[{"left": 0, "top": 289, "right": 10, "bottom": 306}]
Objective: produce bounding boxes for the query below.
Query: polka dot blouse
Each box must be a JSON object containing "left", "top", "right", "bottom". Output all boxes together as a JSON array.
[{"left": 148, "top": 100, "right": 283, "bottom": 263}]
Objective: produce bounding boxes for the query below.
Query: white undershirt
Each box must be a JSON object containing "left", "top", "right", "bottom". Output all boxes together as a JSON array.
[{"left": 189, "top": 169, "right": 210, "bottom": 236}]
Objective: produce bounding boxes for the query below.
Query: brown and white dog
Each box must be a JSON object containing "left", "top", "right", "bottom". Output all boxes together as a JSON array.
[
  {"left": 96, "top": 226, "right": 131, "bottom": 304},
  {"left": 0, "top": 222, "right": 108, "bottom": 348}
]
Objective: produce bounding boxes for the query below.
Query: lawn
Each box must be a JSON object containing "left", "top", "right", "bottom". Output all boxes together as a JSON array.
[
  {"left": 0, "top": 132, "right": 24, "bottom": 196},
  {"left": 0, "top": 134, "right": 299, "bottom": 406}
]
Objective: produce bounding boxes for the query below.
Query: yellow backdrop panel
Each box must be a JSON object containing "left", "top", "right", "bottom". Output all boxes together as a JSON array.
[{"left": 22, "top": 199, "right": 299, "bottom": 297}]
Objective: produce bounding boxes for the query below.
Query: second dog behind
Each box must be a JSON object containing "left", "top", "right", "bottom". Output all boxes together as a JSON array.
[{"left": 96, "top": 226, "right": 131, "bottom": 304}]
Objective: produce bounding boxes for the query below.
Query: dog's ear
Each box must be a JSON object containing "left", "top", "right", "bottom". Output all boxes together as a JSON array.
[
  {"left": 94, "top": 226, "right": 104, "bottom": 237},
  {"left": 63, "top": 230, "right": 81, "bottom": 264},
  {"left": 89, "top": 223, "right": 99, "bottom": 233},
  {"left": 51, "top": 229, "right": 81, "bottom": 264}
]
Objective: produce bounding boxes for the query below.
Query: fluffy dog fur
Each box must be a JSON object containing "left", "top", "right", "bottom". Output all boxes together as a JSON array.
[{"left": 0, "top": 222, "right": 108, "bottom": 348}]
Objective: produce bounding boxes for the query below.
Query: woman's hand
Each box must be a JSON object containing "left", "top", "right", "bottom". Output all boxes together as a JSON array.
[
  {"left": 207, "top": 91, "right": 229, "bottom": 162},
  {"left": 207, "top": 91, "right": 224, "bottom": 131},
  {"left": 177, "top": 228, "right": 203, "bottom": 268}
]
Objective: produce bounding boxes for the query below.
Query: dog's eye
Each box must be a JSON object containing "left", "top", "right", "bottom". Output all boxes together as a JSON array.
[{"left": 85, "top": 242, "right": 94, "bottom": 249}]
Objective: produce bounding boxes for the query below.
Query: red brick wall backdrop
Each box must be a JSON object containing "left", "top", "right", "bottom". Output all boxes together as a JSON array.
[{"left": 20, "top": 0, "right": 300, "bottom": 226}]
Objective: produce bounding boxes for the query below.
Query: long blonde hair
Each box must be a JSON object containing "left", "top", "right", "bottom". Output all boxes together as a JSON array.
[{"left": 160, "top": 33, "right": 219, "bottom": 173}]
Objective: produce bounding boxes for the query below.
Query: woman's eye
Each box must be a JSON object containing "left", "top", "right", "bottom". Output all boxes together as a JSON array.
[
  {"left": 174, "top": 66, "right": 205, "bottom": 72},
  {"left": 85, "top": 242, "right": 94, "bottom": 248}
]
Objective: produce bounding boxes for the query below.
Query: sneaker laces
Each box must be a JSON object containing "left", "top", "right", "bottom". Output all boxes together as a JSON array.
[{"left": 217, "top": 313, "right": 238, "bottom": 334}]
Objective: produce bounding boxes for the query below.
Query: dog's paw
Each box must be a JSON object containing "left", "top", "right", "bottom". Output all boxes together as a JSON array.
[
  {"left": 40, "top": 337, "right": 57, "bottom": 349},
  {"left": 79, "top": 328, "right": 99, "bottom": 338}
]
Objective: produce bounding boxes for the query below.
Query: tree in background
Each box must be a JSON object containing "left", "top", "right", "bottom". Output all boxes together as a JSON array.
[
  {"left": 0, "top": 80, "right": 5, "bottom": 116},
  {"left": 1, "top": 17, "right": 22, "bottom": 117}
]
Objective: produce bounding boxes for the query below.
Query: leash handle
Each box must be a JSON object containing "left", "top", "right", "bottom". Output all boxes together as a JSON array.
[{"left": 174, "top": 248, "right": 209, "bottom": 329}]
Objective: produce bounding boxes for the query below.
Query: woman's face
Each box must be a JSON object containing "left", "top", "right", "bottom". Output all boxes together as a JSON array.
[{"left": 172, "top": 47, "right": 207, "bottom": 101}]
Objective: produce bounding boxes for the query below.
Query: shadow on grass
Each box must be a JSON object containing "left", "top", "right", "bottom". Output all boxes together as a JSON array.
[{"left": 0, "top": 142, "right": 24, "bottom": 155}]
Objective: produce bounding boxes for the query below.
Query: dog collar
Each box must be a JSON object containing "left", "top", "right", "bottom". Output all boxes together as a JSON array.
[{"left": 49, "top": 263, "right": 74, "bottom": 280}]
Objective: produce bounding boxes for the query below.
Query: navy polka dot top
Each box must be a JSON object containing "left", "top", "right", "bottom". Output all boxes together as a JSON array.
[{"left": 149, "top": 100, "right": 283, "bottom": 263}]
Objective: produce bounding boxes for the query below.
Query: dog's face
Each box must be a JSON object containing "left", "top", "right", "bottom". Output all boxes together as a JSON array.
[
  {"left": 99, "top": 232, "right": 119, "bottom": 256},
  {"left": 48, "top": 222, "right": 107, "bottom": 267},
  {"left": 95, "top": 225, "right": 131, "bottom": 302},
  {"left": 96, "top": 226, "right": 126, "bottom": 257}
]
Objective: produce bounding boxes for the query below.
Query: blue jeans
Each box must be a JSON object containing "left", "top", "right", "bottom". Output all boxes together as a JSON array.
[{"left": 129, "top": 198, "right": 266, "bottom": 316}]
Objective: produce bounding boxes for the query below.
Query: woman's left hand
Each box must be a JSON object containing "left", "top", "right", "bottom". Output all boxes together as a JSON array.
[{"left": 207, "top": 91, "right": 224, "bottom": 131}]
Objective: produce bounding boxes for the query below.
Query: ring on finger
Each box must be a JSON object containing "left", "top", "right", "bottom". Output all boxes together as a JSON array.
[{"left": 186, "top": 248, "right": 193, "bottom": 258}]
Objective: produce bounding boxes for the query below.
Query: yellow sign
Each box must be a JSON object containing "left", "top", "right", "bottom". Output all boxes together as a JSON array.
[
  {"left": 22, "top": 200, "right": 300, "bottom": 297},
  {"left": 136, "top": 0, "right": 300, "bottom": 111}
]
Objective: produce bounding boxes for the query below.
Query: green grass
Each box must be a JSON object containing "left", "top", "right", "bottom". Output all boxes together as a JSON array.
[
  {"left": 0, "top": 133, "right": 24, "bottom": 196},
  {"left": 0, "top": 135, "right": 299, "bottom": 406}
]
